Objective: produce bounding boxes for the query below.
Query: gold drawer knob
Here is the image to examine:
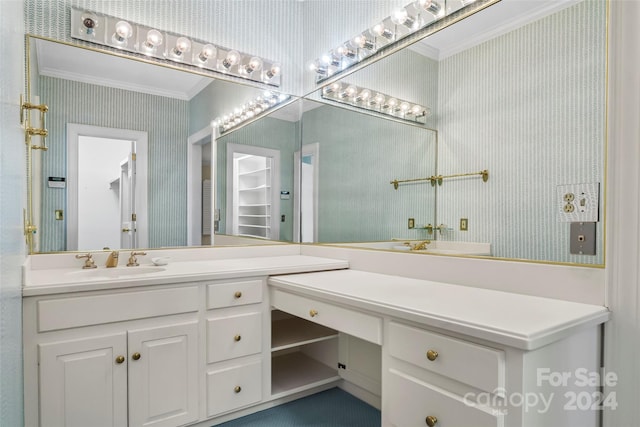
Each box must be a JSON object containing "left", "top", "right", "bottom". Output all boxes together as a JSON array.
[
  {"left": 309, "top": 309, "right": 318, "bottom": 317},
  {"left": 234, "top": 386, "right": 242, "bottom": 393},
  {"left": 234, "top": 291, "right": 242, "bottom": 299},
  {"left": 115, "top": 355, "right": 125, "bottom": 364},
  {"left": 132, "top": 352, "right": 141, "bottom": 361},
  {"left": 425, "top": 415, "right": 438, "bottom": 426},
  {"left": 234, "top": 334, "right": 242, "bottom": 342},
  {"left": 426, "top": 350, "right": 438, "bottom": 361}
]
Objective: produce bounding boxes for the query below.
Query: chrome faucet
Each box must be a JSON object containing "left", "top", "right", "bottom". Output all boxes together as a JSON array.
[
  {"left": 105, "top": 251, "right": 119, "bottom": 268},
  {"left": 127, "top": 251, "right": 147, "bottom": 267},
  {"left": 75, "top": 253, "right": 97, "bottom": 269}
]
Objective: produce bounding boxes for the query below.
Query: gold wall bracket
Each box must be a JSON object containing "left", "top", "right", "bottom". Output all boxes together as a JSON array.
[
  {"left": 21, "top": 94, "right": 49, "bottom": 150},
  {"left": 390, "top": 170, "right": 489, "bottom": 190}
]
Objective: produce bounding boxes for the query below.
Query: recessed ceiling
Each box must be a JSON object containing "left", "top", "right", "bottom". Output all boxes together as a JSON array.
[{"left": 35, "top": 39, "right": 214, "bottom": 101}]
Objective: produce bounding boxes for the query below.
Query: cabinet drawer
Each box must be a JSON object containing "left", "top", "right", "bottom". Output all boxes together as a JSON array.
[
  {"left": 207, "top": 279, "right": 263, "bottom": 309},
  {"left": 37, "top": 287, "right": 199, "bottom": 332},
  {"left": 386, "top": 369, "right": 501, "bottom": 427},
  {"left": 388, "top": 321, "right": 504, "bottom": 394},
  {"left": 207, "top": 360, "right": 262, "bottom": 416},
  {"left": 271, "top": 289, "right": 382, "bottom": 345},
  {"left": 207, "top": 312, "right": 262, "bottom": 363}
]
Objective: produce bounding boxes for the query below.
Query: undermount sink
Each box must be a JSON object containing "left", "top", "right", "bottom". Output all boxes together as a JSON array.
[{"left": 66, "top": 266, "right": 166, "bottom": 279}]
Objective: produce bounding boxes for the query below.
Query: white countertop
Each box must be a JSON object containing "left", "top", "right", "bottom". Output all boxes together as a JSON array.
[
  {"left": 23, "top": 255, "right": 349, "bottom": 296},
  {"left": 268, "top": 269, "right": 610, "bottom": 351}
]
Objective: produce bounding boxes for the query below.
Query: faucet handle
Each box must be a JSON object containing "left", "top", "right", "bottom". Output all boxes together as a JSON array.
[
  {"left": 75, "top": 253, "right": 97, "bottom": 269},
  {"left": 127, "top": 251, "right": 147, "bottom": 267}
]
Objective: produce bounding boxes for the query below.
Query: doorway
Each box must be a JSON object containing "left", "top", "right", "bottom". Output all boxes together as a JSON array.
[
  {"left": 67, "top": 124, "right": 148, "bottom": 251},
  {"left": 294, "top": 143, "right": 319, "bottom": 243}
]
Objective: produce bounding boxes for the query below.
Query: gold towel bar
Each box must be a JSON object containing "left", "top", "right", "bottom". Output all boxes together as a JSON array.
[{"left": 390, "top": 170, "right": 489, "bottom": 189}]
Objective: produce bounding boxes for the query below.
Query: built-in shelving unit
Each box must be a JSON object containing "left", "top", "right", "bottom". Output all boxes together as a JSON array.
[
  {"left": 270, "top": 310, "right": 340, "bottom": 398},
  {"left": 232, "top": 154, "right": 273, "bottom": 239}
]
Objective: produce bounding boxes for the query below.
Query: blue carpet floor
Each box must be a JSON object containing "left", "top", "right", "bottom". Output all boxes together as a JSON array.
[{"left": 216, "top": 388, "right": 380, "bottom": 426}]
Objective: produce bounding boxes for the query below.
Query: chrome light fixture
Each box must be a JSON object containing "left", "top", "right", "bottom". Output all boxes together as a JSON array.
[
  {"left": 71, "top": 8, "right": 282, "bottom": 87},
  {"left": 309, "top": 0, "right": 488, "bottom": 82},
  {"left": 212, "top": 91, "right": 292, "bottom": 134},
  {"left": 321, "top": 82, "right": 431, "bottom": 124}
]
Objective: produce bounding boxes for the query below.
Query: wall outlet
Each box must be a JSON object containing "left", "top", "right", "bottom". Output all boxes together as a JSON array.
[
  {"left": 570, "top": 222, "right": 596, "bottom": 255},
  {"left": 557, "top": 183, "right": 599, "bottom": 222},
  {"left": 408, "top": 218, "right": 415, "bottom": 229},
  {"left": 460, "top": 218, "right": 468, "bottom": 231}
]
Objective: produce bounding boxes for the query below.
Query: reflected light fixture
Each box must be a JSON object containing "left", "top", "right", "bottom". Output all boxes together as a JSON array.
[
  {"left": 310, "top": 0, "right": 484, "bottom": 82},
  {"left": 71, "top": 7, "right": 282, "bottom": 87},
  {"left": 212, "top": 91, "right": 292, "bottom": 134},
  {"left": 322, "top": 81, "right": 431, "bottom": 124}
]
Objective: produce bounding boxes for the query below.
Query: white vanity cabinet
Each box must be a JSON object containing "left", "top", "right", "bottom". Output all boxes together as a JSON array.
[
  {"left": 205, "top": 278, "right": 266, "bottom": 417},
  {"left": 26, "top": 286, "right": 200, "bottom": 427}
]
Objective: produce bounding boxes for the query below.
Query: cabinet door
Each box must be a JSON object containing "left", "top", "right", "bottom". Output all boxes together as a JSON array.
[
  {"left": 128, "top": 322, "right": 199, "bottom": 427},
  {"left": 39, "top": 333, "right": 127, "bottom": 427}
]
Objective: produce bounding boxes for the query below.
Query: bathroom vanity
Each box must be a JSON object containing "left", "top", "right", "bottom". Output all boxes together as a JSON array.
[{"left": 22, "top": 248, "right": 609, "bottom": 427}]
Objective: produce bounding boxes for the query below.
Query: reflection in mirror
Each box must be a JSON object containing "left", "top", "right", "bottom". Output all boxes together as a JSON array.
[
  {"left": 27, "top": 36, "right": 296, "bottom": 252},
  {"left": 299, "top": 99, "right": 437, "bottom": 244},
  {"left": 306, "top": 0, "right": 606, "bottom": 265}
]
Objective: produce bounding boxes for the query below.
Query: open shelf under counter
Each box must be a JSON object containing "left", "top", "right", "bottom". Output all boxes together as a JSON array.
[
  {"left": 271, "top": 351, "right": 340, "bottom": 399},
  {"left": 272, "top": 316, "right": 338, "bottom": 352}
]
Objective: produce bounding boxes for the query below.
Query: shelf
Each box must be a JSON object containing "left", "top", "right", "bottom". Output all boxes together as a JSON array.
[
  {"left": 238, "top": 214, "right": 271, "bottom": 218},
  {"left": 271, "top": 352, "right": 340, "bottom": 398},
  {"left": 238, "top": 224, "right": 270, "bottom": 229},
  {"left": 238, "top": 167, "right": 271, "bottom": 177},
  {"left": 239, "top": 204, "right": 270, "bottom": 207},
  {"left": 272, "top": 318, "right": 338, "bottom": 352},
  {"left": 239, "top": 185, "right": 271, "bottom": 192}
]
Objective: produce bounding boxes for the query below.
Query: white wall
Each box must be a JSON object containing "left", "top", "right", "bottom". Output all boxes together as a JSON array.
[{"left": 0, "top": 0, "right": 25, "bottom": 424}]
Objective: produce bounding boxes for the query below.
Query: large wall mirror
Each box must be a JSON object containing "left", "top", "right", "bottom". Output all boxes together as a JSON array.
[
  {"left": 301, "top": 0, "right": 607, "bottom": 265},
  {"left": 26, "top": 36, "right": 298, "bottom": 253}
]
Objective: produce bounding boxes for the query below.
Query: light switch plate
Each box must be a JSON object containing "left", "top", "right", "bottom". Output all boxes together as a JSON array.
[{"left": 557, "top": 183, "right": 599, "bottom": 222}]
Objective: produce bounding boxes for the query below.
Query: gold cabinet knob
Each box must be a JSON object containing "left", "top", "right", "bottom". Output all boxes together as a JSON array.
[
  {"left": 234, "top": 334, "right": 242, "bottom": 342},
  {"left": 234, "top": 386, "right": 242, "bottom": 393},
  {"left": 426, "top": 350, "right": 438, "bottom": 361},
  {"left": 234, "top": 291, "right": 242, "bottom": 299},
  {"left": 309, "top": 309, "right": 318, "bottom": 317},
  {"left": 132, "top": 352, "right": 141, "bottom": 361},
  {"left": 425, "top": 415, "right": 438, "bottom": 426},
  {"left": 115, "top": 355, "right": 125, "bottom": 364}
]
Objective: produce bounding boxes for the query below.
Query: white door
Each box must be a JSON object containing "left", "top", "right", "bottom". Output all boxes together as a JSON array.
[
  {"left": 39, "top": 333, "right": 128, "bottom": 427},
  {"left": 128, "top": 322, "right": 199, "bottom": 427},
  {"left": 294, "top": 143, "right": 319, "bottom": 243}
]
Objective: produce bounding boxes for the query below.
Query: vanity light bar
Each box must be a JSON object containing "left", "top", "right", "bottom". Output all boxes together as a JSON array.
[
  {"left": 321, "top": 82, "right": 431, "bottom": 124},
  {"left": 70, "top": 8, "right": 282, "bottom": 87},
  {"left": 310, "top": 0, "right": 477, "bottom": 82},
  {"left": 212, "top": 91, "right": 292, "bottom": 134}
]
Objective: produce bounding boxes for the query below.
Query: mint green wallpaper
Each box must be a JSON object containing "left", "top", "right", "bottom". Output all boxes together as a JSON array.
[
  {"left": 217, "top": 116, "right": 299, "bottom": 242},
  {"left": 38, "top": 76, "right": 189, "bottom": 251},
  {"left": 302, "top": 105, "right": 436, "bottom": 242},
  {"left": 436, "top": 0, "right": 606, "bottom": 263}
]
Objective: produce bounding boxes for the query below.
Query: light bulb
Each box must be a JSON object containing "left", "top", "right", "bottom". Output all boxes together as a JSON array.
[
  {"left": 371, "top": 22, "right": 393, "bottom": 40},
  {"left": 345, "top": 85, "right": 358, "bottom": 99},
  {"left": 386, "top": 98, "right": 398, "bottom": 110},
  {"left": 81, "top": 13, "right": 98, "bottom": 36},
  {"left": 400, "top": 102, "right": 411, "bottom": 113},
  {"left": 197, "top": 44, "right": 217, "bottom": 63},
  {"left": 390, "top": 7, "right": 409, "bottom": 25},
  {"left": 265, "top": 63, "right": 281, "bottom": 79},
  {"left": 173, "top": 37, "right": 191, "bottom": 57},
  {"left": 223, "top": 50, "right": 241, "bottom": 69},
  {"left": 351, "top": 34, "right": 375, "bottom": 51},
  {"left": 112, "top": 21, "right": 133, "bottom": 44},
  {"left": 245, "top": 57, "right": 263, "bottom": 73},
  {"left": 145, "top": 29, "right": 163, "bottom": 49},
  {"left": 337, "top": 44, "right": 356, "bottom": 59},
  {"left": 324, "top": 82, "right": 341, "bottom": 95},
  {"left": 356, "top": 89, "right": 371, "bottom": 102},
  {"left": 373, "top": 93, "right": 385, "bottom": 106},
  {"left": 411, "top": 105, "right": 425, "bottom": 116},
  {"left": 421, "top": 0, "right": 443, "bottom": 17}
]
